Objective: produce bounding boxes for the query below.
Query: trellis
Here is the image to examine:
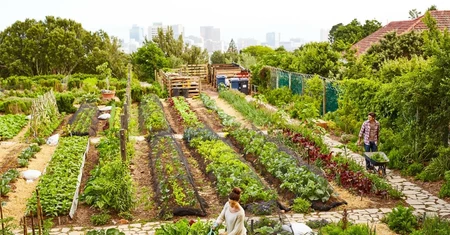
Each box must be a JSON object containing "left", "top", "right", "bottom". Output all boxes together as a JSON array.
[
  {"left": 264, "top": 66, "right": 339, "bottom": 115},
  {"left": 30, "top": 90, "right": 60, "bottom": 138}
]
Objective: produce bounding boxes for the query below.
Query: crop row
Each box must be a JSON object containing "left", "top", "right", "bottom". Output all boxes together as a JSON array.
[
  {"left": 27, "top": 136, "right": 89, "bottom": 216},
  {"left": 183, "top": 128, "right": 277, "bottom": 204},
  {"left": 218, "top": 89, "right": 401, "bottom": 198},
  {"left": 168, "top": 97, "right": 202, "bottom": 128},
  {"left": 68, "top": 104, "right": 98, "bottom": 136},
  {"left": 139, "top": 94, "right": 169, "bottom": 134},
  {"left": 229, "top": 129, "right": 333, "bottom": 202},
  {"left": 0, "top": 114, "right": 28, "bottom": 140},
  {"left": 150, "top": 136, "right": 204, "bottom": 219},
  {"left": 0, "top": 169, "right": 19, "bottom": 197},
  {"left": 81, "top": 129, "right": 134, "bottom": 212},
  {"left": 17, "top": 143, "right": 41, "bottom": 167}
]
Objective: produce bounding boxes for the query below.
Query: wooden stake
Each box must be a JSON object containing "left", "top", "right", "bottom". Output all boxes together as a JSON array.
[
  {"left": 0, "top": 199, "right": 4, "bottom": 235},
  {"left": 35, "top": 190, "right": 42, "bottom": 235},
  {"left": 23, "top": 216, "right": 28, "bottom": 235},
  {"left": 30, "top": 214, "right": 35, "bottom": 235},
  {"left": 120, "top": 129, "right": 127, "bottom": 162}
]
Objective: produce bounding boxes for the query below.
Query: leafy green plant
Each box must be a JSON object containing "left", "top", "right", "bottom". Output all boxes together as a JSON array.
[
  {"left": 81, "top": 132, "right": 134, "bottom": 212},
  {"left": 139, "top": 95, "right": 168, "bottom": 134},
  {"left": 403, "top": 162, "right": 424, "bottom": 176},
  {"left": 90, "top": 212, "right": 111, "bottom": 226},
  {"left": 292, "top": 197, "right": 311, "bottom": 213},
  {"left": 416, "top": 147, "right": 450, "bottom": 182},
  {"left": 186, "top": 128, "right": 277, "bottom": 204},
  {"left": 383, "top": 205, "right": 418, "bottom": 234},
  {"left": 27, "top": 136, "right": 89, "bottom": 216},
  {"left": 0, "top": 114, "right": 28, "bottom": 140},
  {"left": 439, "top": 171, "right": 450, "bottom": 198},
  {"left": 86, "top": 228, "right": 125, "bottom": 235},
  {"left": 155, "top": 218, "right": 212, "bottom": 235}
]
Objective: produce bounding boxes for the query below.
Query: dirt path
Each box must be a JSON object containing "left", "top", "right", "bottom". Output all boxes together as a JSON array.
[
  {"left": 2, "top": 144, "right": 57, "bottom": 225},
  {"left": 201, "top": 90, "right": 254, "bottom": 129},
  {"left": 131, "top": 139, "right": 156, "bottom": 220},
  {"left": 188, "top": 98, "right": 223, "bottom": 132}
]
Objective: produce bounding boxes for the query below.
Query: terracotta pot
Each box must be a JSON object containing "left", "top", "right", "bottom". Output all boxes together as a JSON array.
[{"left": 101, "top": 91, "right": 115, "bottom": 99}]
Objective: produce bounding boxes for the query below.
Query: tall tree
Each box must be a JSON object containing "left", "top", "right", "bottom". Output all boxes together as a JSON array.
[
  {"left": 131, "top": 42, "right": 168, "bottom": 81},
  {"left": 0, "top": 16, "right": 128, "bottom": 78},
  {"left": 329, "top": 19, "right": 382, "bottom": 45},
  {"left": 227, "top": 39, "right": 238, "bottom": 54},
  {"left": 210, "top": 51, "right": 226, "bottom": 64},
  {"left": 182, "top": 45, "right": 208, "bottom": 64}
]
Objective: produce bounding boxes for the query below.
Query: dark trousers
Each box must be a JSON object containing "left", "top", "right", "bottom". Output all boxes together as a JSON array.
[{"left": 364, "top": 141, "right": 378, "bottom": 169}]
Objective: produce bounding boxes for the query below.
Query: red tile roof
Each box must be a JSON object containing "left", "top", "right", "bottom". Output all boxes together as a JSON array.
[{"left": 352, "top": 10, "right": 450, "bottom": 55}]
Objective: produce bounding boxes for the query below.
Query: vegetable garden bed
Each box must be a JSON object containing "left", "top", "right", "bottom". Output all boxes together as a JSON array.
[
  {"left": 68, "top": 103, "right": 99, "bottom": 136},
  {"left": 0, "top": 114, "right": 28, "bottom": 140},
  {"left": 149, "top": 135, "right": 206, "bottom": 219},
  {"left": 27, "top": 136, "right": 89, "bottom": 217}
]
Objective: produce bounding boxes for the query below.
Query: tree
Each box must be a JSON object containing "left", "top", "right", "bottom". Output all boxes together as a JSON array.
[
  {"left": 241, "top": 45, "right": 274, "bottom": 60},
  {"left": 409, "top": 9, "right": 422, "bottom": 19},
  {"left": 210, "top": 51, "right": 226, "bottom": 64},
  {"left": 427, "top": 5, "right": 437, "bottom": 11},
  {"left": 152, "top": 27, "right": 184, "bottom": 58},
  {"left": 227, "top": 39, "right": 238, "bottom": 54},
  {"left": 182, "top": 45, "right": 208, "bottom": 64},
  {"left": 292, "top": 42, "right": 341, "bottom": 77},
  {"left": 329, "top": 19, "right": 382, "bottom": 46},
  {"left": 131, "top": 42, "right": 168, "bottom": 81},
  {"left": 363, "top": 31, "right": 424, "bottom": 71},
  {"left": 0, "top": 16, "right": 128, "bottom": 78}
]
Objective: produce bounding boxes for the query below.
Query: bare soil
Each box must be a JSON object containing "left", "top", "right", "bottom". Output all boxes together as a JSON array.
[
  {"left": 130, "top": 139, "right": 157, "bottom": 220},
  {"left": 2, "top": 144, "right": 57, "bottom": 225}
]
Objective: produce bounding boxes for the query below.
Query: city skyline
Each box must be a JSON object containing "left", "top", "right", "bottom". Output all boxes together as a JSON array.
[{"left": 1, "top": 0, "right": 449, "bottom": 45}]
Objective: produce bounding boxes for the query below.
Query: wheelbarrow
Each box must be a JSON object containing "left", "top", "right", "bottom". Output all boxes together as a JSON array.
[{"left": 363, "top": 151, "right": 389, "bottom": 177}]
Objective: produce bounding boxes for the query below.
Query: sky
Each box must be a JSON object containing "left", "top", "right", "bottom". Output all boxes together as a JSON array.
[{"left": 1, "top": 0, "right": 449, "bottom": 43}]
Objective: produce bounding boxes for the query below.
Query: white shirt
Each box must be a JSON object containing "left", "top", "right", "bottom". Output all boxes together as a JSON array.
[{"left": 215, "top": 202, "right": 247, "bottom": 235}]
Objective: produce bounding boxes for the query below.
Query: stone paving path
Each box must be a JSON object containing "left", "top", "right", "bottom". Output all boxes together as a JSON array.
[{"left": 14, "top": 208, "right": 391, "bottom": 235}]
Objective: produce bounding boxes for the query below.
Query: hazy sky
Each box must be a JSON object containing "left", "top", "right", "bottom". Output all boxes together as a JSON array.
[{"left": 1, "top": 0, "right": 449, "bottom": 43}]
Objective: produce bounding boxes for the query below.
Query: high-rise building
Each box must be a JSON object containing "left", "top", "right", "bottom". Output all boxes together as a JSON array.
[
  {"left": 266, "top": 32, "right": 280, "bottom": 48},
  {"left": 130, "top": 24, "right": 144, "bottom": 44},
  {"left": 171, "top": 24, "right": 185, "bottom": 39},
  {"left": 200, "top": 26, "right": 221, "bottom": 52},
  {"left": 148, "top": 22, "right": 167, "bottom": 41},
  {"left": 237, "top": 38, "right": 260, "bottom": 50}
]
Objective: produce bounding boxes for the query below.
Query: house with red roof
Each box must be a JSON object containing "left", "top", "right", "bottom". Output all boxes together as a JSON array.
[{"left": 352, "top": 10, "right": 450, "bottom": 55}]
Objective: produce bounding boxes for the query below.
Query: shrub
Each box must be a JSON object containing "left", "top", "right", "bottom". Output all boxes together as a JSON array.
[
  {"left": 116, "top": 89, "right": 126, "bottom": 101},
  {"left": 383, "top": 205, "right": 418, "bottom": 234},
  {"left": 292, "top": 197, "right": 311, "bottom": 213},
  {"left": 131, "top": 86, "right": 143, "bottom": 102},
  {"left": 2, "top": 97, "right": 33, "bottom": 114},
  {"left": 439, "top": 171, "right": 450, "bottom": 198},
  {"left": 417, "top": 147, "right": 450, "bottom": 182},
  {"left": 90, "top": 213, "right": 111, "bottom": 226},
  {"left": 56, "top": 92, "right": 76, "bottom": 113},
  {"left": 404, "top": 162, "right": 424, "bottom": 176}
]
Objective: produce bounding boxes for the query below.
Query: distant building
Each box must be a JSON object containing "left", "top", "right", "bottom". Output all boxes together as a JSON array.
[
  {"left": 236, "top": 38, "right": 260, "bottom": 51},
  {"left": 353, "top": 10, "right": 450, "bottom": 55},
  {"left": 171, "top": 24, "right": 185, "bottom": 39},
  {"left": 130, "top": 24, "right": 144, "bottom": 44},
  {"left": 200, "top": 26, "right": 221, "bottom": 52},
  {"left": 148, "top": 22, "right": 167, "bottom": 41},
  {"left": 266, "top": 32, "right": 280, "bottom": 48},
  {"left": 279, "top": 41, "right": 293, "bottom": 51},
  {"left": 185, "top": 35, "right": 204, "bottom": 49}
]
